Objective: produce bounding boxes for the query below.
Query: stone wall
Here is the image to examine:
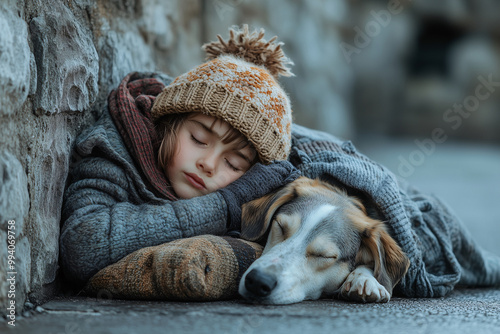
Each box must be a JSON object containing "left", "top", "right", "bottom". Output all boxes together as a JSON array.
[{"left": 0, "top": 0, "right": 208, "bottom": 316}]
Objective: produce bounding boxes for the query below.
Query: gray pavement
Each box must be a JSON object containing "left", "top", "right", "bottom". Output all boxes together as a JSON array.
[
  {"left": 2, "top": 138, "right": 500, "bottom": 334},
  {"left": 6, "top": 290, "right": 500, "bottom": 334}
]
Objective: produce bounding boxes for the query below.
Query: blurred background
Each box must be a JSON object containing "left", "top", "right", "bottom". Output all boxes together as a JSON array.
[
  {"left": 165, "top": 0, "right": 500, "bottom": 252},
  {"left": 166, "top": 0, "right": 500, "bottom": 142}
]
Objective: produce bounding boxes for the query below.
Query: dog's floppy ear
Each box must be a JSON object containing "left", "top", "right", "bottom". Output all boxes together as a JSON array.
[
  {"left": 240, "top": 182, "right": 297, "bottom": 242},
  {"left": 354, "top": 216, "right": 410, "bottom": 295}
]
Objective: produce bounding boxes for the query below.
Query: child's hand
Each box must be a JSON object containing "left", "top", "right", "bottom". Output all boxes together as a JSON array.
[{"left": 218, "top": 160, "right": 301, "bottom": 232}]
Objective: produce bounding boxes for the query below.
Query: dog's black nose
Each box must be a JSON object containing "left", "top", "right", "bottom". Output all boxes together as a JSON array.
[{"left": 244, "top": 269, "right": 277, "bottom": 297}]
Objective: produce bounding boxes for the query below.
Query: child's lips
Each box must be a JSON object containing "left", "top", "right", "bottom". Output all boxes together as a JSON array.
[{"left": 185, "top": 173, "right": 206, "bottom": 190}]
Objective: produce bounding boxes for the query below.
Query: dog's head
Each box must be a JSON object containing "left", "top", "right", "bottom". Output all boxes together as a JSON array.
[{"left": 238, "top": 177, "right": 409, "bottom": 304}]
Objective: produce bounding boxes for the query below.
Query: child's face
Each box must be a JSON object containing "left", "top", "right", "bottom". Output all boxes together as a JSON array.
[{"left": 167, "top": 114, "right": 256, "bottom": 199}]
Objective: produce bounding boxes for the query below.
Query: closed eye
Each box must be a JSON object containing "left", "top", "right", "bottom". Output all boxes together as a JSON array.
[
  {"left": 272, "top": 220, "right": 287, "bottom": 238},
  {"left": 191, "top": 135, "right": 206, "bottom": 146},
  {"left": 224, "top": 159, "right": 240, "bottom": 172},
  {"left": 276, "top": 220, "right": 285, "bottom": 234},
  {"left": 308, "top": 253, "right": 338, "bottom": 260}
]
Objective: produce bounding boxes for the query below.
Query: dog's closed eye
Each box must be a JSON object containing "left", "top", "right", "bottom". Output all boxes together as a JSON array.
[
  {"left": 275, "top": 220, "right": 285, "bottom": 234},
  {"left": 307, "top": 251, "right": 338, "bottom": 271},
  {"left": 306, "top": 236, "right": 340, "bottom": 263},
  {"left": 272, "top": 219, "right": 289, "bottom": 239},
  {"left": 307, "top": 253, "right": 338, "bottom": 260}
]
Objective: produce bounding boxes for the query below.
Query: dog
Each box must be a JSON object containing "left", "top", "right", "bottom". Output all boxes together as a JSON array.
[{"left": 238, "top": 177, "right": 410, "bottom": 304}]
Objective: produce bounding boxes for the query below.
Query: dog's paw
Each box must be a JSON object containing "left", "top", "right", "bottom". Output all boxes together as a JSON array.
[{"left": 338, "top": 267, "right": 390, "bottom": 303}]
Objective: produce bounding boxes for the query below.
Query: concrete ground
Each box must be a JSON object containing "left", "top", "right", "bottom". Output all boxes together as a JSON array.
[
  {"left": 7, "top": 290, "right": 500, "bottom": 334},
  {"left": 2, "top": 138, "right": 500, "bottom": 334}
]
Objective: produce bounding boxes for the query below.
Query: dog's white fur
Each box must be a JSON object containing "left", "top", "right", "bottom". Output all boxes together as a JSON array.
[
  {"left": 238, "top": 177, "right": 409, "bottom": 304},
  {"left": 339, "top": 266, "right": 391, "bottom": 302}
]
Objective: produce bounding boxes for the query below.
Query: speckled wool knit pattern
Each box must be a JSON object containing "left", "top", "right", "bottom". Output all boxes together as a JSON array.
[
  {"left": 84, "top": 235, "right": 263, "bottom": 301},
  {"left": 290, "top": 124, "right": 500, "bottom": 298},
  {"left": 151, "top": 55, "right": 292, "bottom": 163}
]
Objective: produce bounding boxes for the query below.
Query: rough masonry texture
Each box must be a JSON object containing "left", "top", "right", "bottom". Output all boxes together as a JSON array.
[
  {"left": 29, "top": 1, "right": 99, "bottom": 115},
  {"left": 0, "top": 4, "right": 31, "bottom": 117},
  {"left": 0, "top": 0, "right": 205, "bottom": 316}
]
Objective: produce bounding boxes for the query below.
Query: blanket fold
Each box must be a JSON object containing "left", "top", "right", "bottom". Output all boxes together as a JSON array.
[{"left": 289, "top": 126, "right": 500, "bottom": 297}]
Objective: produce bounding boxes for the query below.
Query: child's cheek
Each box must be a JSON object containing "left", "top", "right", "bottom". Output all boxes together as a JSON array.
[{"left": 213, "top": 171, "right": 242, "bottom": 191}]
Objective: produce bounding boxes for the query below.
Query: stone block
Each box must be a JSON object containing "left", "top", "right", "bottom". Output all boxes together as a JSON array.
[
  {"left": 26, "top": 116, "right": 71, "bottom": 304},
  {"left": 0, "top": 4, "right": 31, "bottom": 116},
  {"left": 29, "top": 1, "right": 99, "bottom": 115},
  {"left": 97, "top": 29, "right": 155, "bottom": 93}
]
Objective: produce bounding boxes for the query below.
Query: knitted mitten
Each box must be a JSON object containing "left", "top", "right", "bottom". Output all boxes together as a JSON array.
[
  {"left": 83, "top": 235, "right": 263, "bottom": 301},
  {"left": 218, "top": 160, "right": 301, "bottom": 232}
]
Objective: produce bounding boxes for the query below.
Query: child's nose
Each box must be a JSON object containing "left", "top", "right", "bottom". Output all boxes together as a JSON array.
[{"left": 197, "top": 155, "right": 217, "bottom": 176}]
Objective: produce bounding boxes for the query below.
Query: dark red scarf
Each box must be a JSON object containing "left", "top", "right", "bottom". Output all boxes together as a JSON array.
[{"left": 108, "top": 72, "right": 178, "bottom": 201}]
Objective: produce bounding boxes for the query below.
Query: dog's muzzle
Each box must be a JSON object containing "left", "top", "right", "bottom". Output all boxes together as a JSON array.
[{"left": 244, "top": 269, "right": 277, "bottom": 297}]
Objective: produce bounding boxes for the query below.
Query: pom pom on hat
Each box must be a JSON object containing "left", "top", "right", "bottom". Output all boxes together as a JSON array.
[
  {"left": 152, "top": 25, "right": 294, "bottom": 163},
  {"left": 203, "top": 24, "right": 294, "bottom": 79}
]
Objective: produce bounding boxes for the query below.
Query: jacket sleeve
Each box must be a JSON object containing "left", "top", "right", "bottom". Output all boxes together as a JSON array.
[{"left": 59, "top": 154, "right": 228, "bottom": 286}]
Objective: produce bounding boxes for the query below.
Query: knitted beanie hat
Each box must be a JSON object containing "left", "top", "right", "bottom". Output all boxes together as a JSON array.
[{"left": 151, "top": 25, "right": 294, "bottom": 163}]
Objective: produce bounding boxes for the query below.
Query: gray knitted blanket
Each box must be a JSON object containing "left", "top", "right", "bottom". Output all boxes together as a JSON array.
[{"left": 290, "top": 124, "right": 500, "bottom": 297}]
